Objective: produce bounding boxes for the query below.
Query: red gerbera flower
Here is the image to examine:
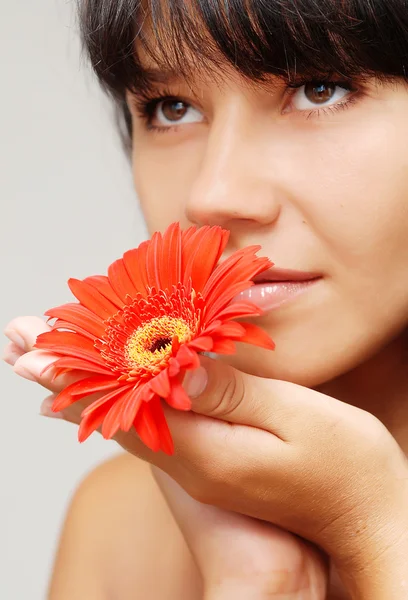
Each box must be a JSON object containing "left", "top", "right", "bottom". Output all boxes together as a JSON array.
[{"left": 35, "top": 223, "right": 275, "bottom": 455}]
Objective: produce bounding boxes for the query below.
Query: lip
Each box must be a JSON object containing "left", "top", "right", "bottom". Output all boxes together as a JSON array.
[
  {"left": 233, "top": 268, "right": 322, "bottom": 312},
  {"left": 252, "top": 267, "right": 321, "bottom": 283}
]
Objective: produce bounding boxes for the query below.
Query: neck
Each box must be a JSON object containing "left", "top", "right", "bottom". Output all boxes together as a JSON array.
[{"left": 317, "top": 332, "right": 408, "bottom": 455}]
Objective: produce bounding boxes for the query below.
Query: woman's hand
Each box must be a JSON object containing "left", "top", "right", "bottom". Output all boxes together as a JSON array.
[
  {"left": 4, "top": 316, "right": 408, "bottom": 597},
  {"left": 152, "top": 468, "right": 329, "bottom": 599},
  {"left": 4, "top": 316, "right": 331, "bottom": 600}
]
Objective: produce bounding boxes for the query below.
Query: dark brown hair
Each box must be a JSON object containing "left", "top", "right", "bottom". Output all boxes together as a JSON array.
[{"left": 78, "top": 0, "right": 408, "bottom": 142}]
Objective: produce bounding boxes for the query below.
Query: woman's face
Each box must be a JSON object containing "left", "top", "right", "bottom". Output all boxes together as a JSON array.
[{"left": 127, "top": 61, "right": 408, "bottom": 387}]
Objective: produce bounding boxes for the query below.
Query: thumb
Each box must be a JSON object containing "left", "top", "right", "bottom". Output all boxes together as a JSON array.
[{"left": 182, "top": 355, "right": 271, "bottom": 429}]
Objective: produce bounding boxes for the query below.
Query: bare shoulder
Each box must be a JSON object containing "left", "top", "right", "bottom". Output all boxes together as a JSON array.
[{"left": 48, "top": 453, "right": 202, "bottom": 600}]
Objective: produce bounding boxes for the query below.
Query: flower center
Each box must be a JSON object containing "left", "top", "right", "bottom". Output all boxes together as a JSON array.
[
  {"left": 125, "top": 316, "right": 192, "bottom": 368},
  {"left": 149, "top": 337, "right": 172, "bottom": 353}
]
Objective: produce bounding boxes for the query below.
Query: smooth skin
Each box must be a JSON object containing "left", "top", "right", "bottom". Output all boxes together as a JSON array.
[{"left": 4, "top": 59, "right": 408, "bottom": 599}]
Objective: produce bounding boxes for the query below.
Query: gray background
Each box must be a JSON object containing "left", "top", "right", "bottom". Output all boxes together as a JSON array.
[{"left": 0, "top": 2, "right": 146, "bottom": 598}]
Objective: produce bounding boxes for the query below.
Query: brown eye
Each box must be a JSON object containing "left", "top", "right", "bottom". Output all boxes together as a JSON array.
[
  {"left": 289, "top": 80, "right": 352, "bottom": 112},
  {"left": 160, "top": 99, "right": 188, "bottom": 121},
  {"left": 304, "top": 82, "right": 336, "bottom": 104},
  {"left": 152, "top": 98, "right": 204, "bottom": 128}
]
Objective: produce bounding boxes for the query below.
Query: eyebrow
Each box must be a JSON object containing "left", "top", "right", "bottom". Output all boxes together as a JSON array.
[{"left": 140, "top": 66, "right": 186, "bottom": 85}]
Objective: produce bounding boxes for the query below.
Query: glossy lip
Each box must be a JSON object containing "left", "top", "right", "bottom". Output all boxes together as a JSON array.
[
  {"left": 229, "top": 263, "right": 323, "bottom": 312},
  {"left": 252, "top": 267, "right": 322, "bottom": 283},
  {"left": 235, "top": 277, "right": 321, "bottom": 312}
]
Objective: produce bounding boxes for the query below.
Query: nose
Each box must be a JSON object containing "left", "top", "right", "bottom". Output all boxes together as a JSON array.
[{"left": 185, "top": 104, "right": 282, "bottom": 231}]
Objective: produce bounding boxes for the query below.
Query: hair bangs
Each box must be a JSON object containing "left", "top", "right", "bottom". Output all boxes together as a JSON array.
[{"left": 80, "top": 0, "right": 408, "bottom": 98}]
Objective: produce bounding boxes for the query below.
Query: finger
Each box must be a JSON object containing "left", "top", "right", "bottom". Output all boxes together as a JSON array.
[
  {"left": 4, "top": 316, "right": 51, "bottom": 351},
  {"left": 182, "top": 355, "right": 290, "bottom": 436},
  {"left": 2, "top": 342, "right": 25, "bottom": 366},
  {"left": 39, "top": 394, "right": 65, "bottom": 419},
  {"left": 183, "top": 355, "right": 353, "bottom": 440},
  {"left": 40, "top": 393, "right": 87, "bottom": 426},
  {"left": 13, "top": 349, "right": 86, "bottom": 392}
]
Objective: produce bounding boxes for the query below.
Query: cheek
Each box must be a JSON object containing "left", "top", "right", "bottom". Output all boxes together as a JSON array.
[
  {"left": 289, "top": 117, "right": 408, "bottom": 294},
  {"left": 131, "top": 135, "right": 202, "bottom": 233}
]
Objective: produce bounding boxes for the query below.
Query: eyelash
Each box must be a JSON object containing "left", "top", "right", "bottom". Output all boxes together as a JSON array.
[{"left": 132, "top": 79, "right": 360, "bottom": 134}]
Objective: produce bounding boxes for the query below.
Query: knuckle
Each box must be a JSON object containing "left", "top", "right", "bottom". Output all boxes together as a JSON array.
[
  {"left": 211, "top": 371, "right": 245, "bottom": 419},
  {"left": 353, "top": 409, "right": 391, "bottom": 455}
]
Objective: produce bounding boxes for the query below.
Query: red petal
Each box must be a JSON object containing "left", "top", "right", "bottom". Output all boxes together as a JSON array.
[
  {"left": 50, "top": 368, "right": 73, "bottom": 381},
  {"left": 211, "top": 321, "right": 246, "bottom": 338},
  {"left": 188, "top": 336, "right": 214, "bottom": 352},
  {"left": 202, "top": 248, "right": 271, "bottom": 305},
  {"left": 204, "top": 257, "right": 271, "bottom": 310},
  {"left": 182, "top": 226, "right": 213, "bottom": 276},
  {"left": 123, "top": 242, "right": 149, "bottom": 297},
  {"left": 146, "top": 231, "right": 163, "bottom": 290},
  {"left": 141, "top": 384, "right": 156, "bottom": 402},
  {"left": 84, "top": 275, "right": 125, "bottom": 308},
  {"left": 181, "top": 224, "right": 198, "bottom": 245},
  {"left": 214, "top": 302, "right": 263, "bottom": 321},
  {"left": 35, "top": 330, "right": 108, "bottom": 367},
  {"left": 171, "top": 335, "right": 180, "bottom": 355},
  {"left": 41, "top": 357, "right": 112, "bottom": 378},
  {"left": 211, "top": 339, "right": 237, "bottom": 354},
  {"left": 78, "top": 392, "right": 123, "bottom": 442},
  {"left": 78, "top": 408, "right": 112, "bottom": 442},
  {"left": 239, "top": 322, "right": 276, "bottom": 350},
  {"left": 166, "top": 377, "right": 192, "bottom": 411},
  {"left": 203, "top": 281, "right": 258, "bottom": 324},
  {"left": 175, "top": 344, "right": 200, "bottom": 369},
  {"left": 108, "top": 259, "right": 139, "bottom": 303},
  {"left": 101, "top": 391, "right": 130, "bottom": 439},
  {"left": 70, "top": 375, "right": 121, "bottom": 396},
  {"left": 200, "top": 249, "right": 247, "bottom": 299},
  {"left": 134, "top": 401, "right": 161, "bottom": 452},
  {"left": 182, "top": 226, "right": 229, "bottom": 294},
  {"left": 68, "top": 278, "right": 119, "bottom": 319},
  {"left": 80, "top": 384, "right": 132, "bottom": 416},
  {"left": 52, "top": 319, "right": 98, "bottom": 342},
  {"left": 161, "top": 222, "right": 182, "bottom": 292},
  {"left": 148, "top": 396, "right": 174, "bottom": 455},
  {"left": 120, "top": 385, "right": 144, "bottom": 431},
  {"left": 53, "top": 376, "right": 120, "bottom": 411},
  {"left": 149, "top": 368, "right": 171, "bottom": 398},
  {"left": 197, "top": 319, "right": 222, "bottom": 336},
  {"left": 45, "top": 304, "right": 105, "bottom": 338},
  {"left": 168, "top": 357, "right": 181, "bottom": 377}
]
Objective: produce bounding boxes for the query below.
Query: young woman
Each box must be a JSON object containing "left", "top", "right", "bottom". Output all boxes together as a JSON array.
[{"left": 3, "top": 1, "right": 408, "bottom": 598}]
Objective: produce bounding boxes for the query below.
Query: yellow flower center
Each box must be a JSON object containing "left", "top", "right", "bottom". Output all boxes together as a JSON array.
[{"left": 126, "top": 316, "right": 193, "bottom": 368}]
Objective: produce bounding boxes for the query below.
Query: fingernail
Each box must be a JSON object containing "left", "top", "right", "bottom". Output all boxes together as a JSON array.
[
  {"left": 2, "top": 343, "right": 24, "bottom": 367},
  {"left": 183, "top": 366, "right": 208, "bottom": 398},
  {"left": 4, "top": 328, "right": 26, "bottom": 351},
  {"left": 40, "top": 396, "right": 64, "bottom": 419}
]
